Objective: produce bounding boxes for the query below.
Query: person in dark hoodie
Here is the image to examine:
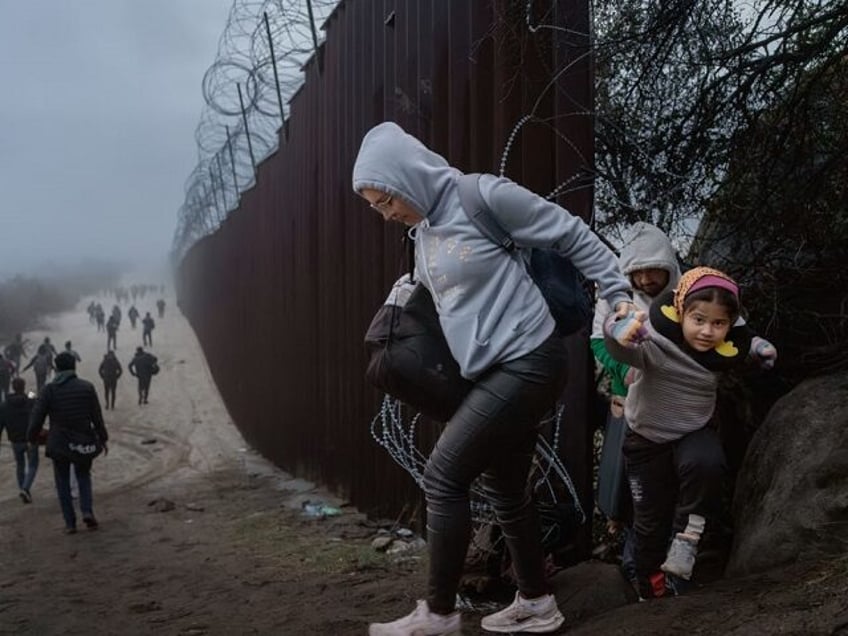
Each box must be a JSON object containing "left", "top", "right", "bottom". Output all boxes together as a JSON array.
[
  {"left": 128, "top": 347, "right": 158, "bottom": 405},
  {"left": 0, "top": 377, "right": 39, "bottom": 503},
  {"left": 28, "top": 352, "right": 108, "bottom": 534},
  {"left": 354, "top": 122, "right": 634, "bottom": 636},
  {"left": 591, "top": 222, "right": 683, "bottom": 588},
  {"left": 98, "top": 350, "right": 123, "bottom": 410}
]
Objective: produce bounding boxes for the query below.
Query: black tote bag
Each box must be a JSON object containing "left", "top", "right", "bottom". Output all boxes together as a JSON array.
[{"left": 364, "top": 283, "right": 473, "bottom": 422}]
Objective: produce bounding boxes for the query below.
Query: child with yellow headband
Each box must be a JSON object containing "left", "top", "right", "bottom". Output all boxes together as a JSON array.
[{"left": 603, "top": 266, "right": 776, "bottom": 599}]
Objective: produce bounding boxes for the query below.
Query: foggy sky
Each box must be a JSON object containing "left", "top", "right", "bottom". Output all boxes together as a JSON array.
[{"left": 0, "top": 1, "right": 232, "bottom": 278}]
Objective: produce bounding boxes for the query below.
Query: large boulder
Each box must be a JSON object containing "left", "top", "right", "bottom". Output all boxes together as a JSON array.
[{"left": 727, "top": 372, "right": 848, "bottom": 576}]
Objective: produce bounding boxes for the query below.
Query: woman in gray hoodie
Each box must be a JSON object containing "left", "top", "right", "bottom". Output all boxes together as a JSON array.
[{"left": 354, "top": 122, "right": 633, "bottom": 636}]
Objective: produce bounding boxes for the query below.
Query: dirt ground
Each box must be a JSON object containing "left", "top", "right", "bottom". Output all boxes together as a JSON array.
[{"left": 1, "top": 294, "right": 846, "bottom": 635}]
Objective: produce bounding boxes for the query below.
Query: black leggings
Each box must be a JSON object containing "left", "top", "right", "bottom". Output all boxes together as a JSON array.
[{"left": 423, "top": 333, "right": 567, "bottom": 614}]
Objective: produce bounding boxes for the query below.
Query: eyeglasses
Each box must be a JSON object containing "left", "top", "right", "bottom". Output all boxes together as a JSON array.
[{"left": 369, "top": 193, "right": 393, "bottom": 212}]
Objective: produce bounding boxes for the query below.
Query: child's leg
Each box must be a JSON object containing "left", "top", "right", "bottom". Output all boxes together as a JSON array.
[
  {"left": 623, "top": 430, "right": 677, "bottom": 592},
  {"left": 672, "top": 427, "right": 726, "bottom": 534}
]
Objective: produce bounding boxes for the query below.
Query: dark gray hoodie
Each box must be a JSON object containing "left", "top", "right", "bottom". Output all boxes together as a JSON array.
[{"left": 353, "top": 122, "right": 630, "bottom": 379}]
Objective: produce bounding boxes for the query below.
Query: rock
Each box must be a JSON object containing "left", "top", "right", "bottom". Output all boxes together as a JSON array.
[
  {"left": 727, "top": 372, "right": 848, "bottom": 576},
  {"left": 550, "top": 561, "right": 634, "bottom": 620},
  {"left": 185, "top": 503, "right": 205, "bottom": 512},
  {"left": 371, "top": 536, "right": 394, "bottom": 552},
  {"left": 386, "top": 540, "right": 410, "bottom": 555},
  {"left": 148, "top": 497, "right": 176, "bottom": 512},
  {"left": 141, "top": 437, "right": 157, "bottom": 445}
]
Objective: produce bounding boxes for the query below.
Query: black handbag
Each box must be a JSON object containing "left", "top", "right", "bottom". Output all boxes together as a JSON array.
[{"left": 365, "top": 282, "right": 473, "bottom": 422}]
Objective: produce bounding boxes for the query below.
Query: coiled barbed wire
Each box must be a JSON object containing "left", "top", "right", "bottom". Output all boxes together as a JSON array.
[
  {"left": 369, "top": 394, "right": 586, "bottom": 527},
  {"left": 173, "top": 0, "right": 338, "bottom": 259}
]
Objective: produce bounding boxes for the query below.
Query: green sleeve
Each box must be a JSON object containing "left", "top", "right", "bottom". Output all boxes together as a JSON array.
[{"left": 590, "top": 337, "right": 630, "bottom": 396}]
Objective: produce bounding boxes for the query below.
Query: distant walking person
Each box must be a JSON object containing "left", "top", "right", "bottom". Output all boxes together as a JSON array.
[
  {"left": 128, "top": 347, "right": 158, "bottom": 405},
  {"left": 4, "top": 333, "right": 29, "bottom": 377},
  {"left": 156, "top": 298, "right": 166, "bottom": 319},
  {"left": 128, "top": 305, "right": 140, "bottom": 329},
  {"left": 22, "top": 345, "right": 55, "bottom": 393},
  {"left": 64, "top": 341, "right": 82, "bottom": 363},
  {"left": 95, "top": 305, "right": 105, "bottom": 332},
  {"left": 28, "top": 352, "right": 109, "bottom": 534},
  {"left": 98, "top": 350, "right": 123, "bottom": 410},
  {"left": 42, "top": 337, "right": 58, "bottom": 357},
  {"left": 106, "top": 315, "right": 119, "bottom": 350},
  {"left": 41, "top": 337, "right": 58, "bottom": 381},
  {"left": 141, "top": 312, "right": 155, "bottom": 347},
  {"left": 0, "top": 378, "right": 39, "bottom": 503},
  {"left": 0, "top": 353, "right": 16, "bottom": 401}
]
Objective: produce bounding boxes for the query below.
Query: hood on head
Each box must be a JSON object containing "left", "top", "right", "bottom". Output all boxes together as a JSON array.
[
  {"left": 619, "top": 222, "right": 681, "bottom": 282},
  {"left": 352, "top": 122, "right": 457, "bottom": 219}
]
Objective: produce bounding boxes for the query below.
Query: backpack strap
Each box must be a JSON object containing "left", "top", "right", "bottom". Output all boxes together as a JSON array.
[{"left": 456, "top": 173, "right": 515, "bottom": 253}]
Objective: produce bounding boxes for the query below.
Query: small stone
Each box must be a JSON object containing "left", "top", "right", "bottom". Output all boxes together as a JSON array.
[
  {"left": 386, "top": 540, "right": 410, "bottom": 555},
  {"left": 148, "top": 498, "right": 176, "bottom": 512},
  {"left": 371, "top": 536, "right": 394, "bottom": 551}
]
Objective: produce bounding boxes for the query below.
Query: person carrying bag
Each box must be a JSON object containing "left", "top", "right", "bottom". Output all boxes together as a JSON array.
[
  {"left": 28, "top": 352, "right": 109, "bottom": 534},
  {"left": 355, "top": 122, "right": 633, "bottom": 636}
]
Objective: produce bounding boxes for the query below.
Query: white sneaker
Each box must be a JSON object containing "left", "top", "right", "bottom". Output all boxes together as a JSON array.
[
  {"left": 368, "top": 600, "right": 461, "bottom": 636},
  {"left": 661, "top": 533, "right": 699, "bottom": 580},
  {"left": 481, "top": 592, "right": 564, "bottom": 633}
]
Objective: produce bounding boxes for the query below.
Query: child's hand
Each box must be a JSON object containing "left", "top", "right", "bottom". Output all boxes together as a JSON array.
[
  {"left": 605, "top": 311, "right": 649, "bottom": 348},
  {"left": 751, "top": 336, "right": 777, "bottom": 370}
]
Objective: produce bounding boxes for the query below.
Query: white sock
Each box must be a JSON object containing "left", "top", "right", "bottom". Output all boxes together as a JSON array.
[{"left": 680, "top": 514, "right": 706, "bottom": 542}]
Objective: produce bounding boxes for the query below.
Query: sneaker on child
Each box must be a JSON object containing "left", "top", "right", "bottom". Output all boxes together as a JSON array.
[
  {"left": 480, "top": 592, "right": 564, "bottom": 633},
  {"left": 661, "top": 532, "right": 699, "bottom": 580},
  {"left": 368, "top": 600, "right": 460, "bottom": 636}
]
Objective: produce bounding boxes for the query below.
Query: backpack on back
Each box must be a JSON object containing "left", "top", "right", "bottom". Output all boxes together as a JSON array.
[{"left": 456, "top": 174, "right": 593, "bottom": 337}]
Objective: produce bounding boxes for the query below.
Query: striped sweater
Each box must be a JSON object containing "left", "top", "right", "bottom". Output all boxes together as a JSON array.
[{"left": 603, "top": 320, "right": 720, "bottom": 444}]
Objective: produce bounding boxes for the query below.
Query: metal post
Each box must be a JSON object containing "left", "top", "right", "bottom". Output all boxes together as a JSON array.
[
  {"left": 237, "top": 83, "right": 257, "bottom": 174},
  {"left": 226, "top": 125, "right": 239, "bottom": 195},
  {"left": 216, "top": 152, "right": 228, "bottom": 211},
  {"left": 208, "top": 166, "right": 222, "bottom": 224},
  {"left": 305, "top": 0, "right": 320, "bottom": 54},
  {"left": 263, "top": 11, "right": 286, "bottom": 128},
  {"left": 200, "top": 182, "right": 216, "bottom": 228}
]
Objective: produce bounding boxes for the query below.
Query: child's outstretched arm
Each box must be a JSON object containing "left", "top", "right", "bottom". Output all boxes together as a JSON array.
[
  {"left": 603, "top": 311, "right": 659, "bottom": 369},
  {"left": 606, "top": 310, "right": 649, "bottom": 348},
  {"left": 750, "top": 336, "right": 778, "bottom": 370}
]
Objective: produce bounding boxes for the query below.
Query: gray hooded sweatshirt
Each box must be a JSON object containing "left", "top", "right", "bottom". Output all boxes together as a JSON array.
[
  {"left": 353, "top": 122, "right": 631, "bottom": 380},
  {"left": 590, "top": 222, "right": 681, "bottom": 339}
]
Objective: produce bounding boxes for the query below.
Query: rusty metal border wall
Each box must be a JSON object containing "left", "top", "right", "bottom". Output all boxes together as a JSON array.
[{"left": 177, "top": 0, "right": 594, "bottom": 541}]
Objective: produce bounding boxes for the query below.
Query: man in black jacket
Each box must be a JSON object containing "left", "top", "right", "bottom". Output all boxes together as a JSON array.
[
  {"left": 128, "top": 347, "right": 158, "bottom": 405},
  {"left": 0, "top": 378, "right": 38, "bottom": 502},
  {"left": 28, "top": 352, "right": 108, "bottom": 534}
]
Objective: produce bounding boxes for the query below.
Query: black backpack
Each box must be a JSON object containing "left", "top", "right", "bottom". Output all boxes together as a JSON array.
[{"left": 457, "top": 174, "right": 593, "bottom": 336}]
